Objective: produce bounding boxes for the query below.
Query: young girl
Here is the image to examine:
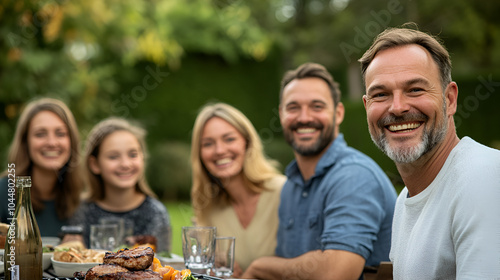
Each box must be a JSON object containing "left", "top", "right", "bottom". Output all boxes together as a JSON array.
[
  {"left": 0, "top": 98, "right": 83, "bottom": 237},
  {"left": 71, "top": 117, "right": 171, "bottom": 253}
]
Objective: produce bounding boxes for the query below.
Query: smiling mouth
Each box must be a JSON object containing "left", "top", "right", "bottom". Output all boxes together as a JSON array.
[
  {"left": 296, "top": 128, "right": 317, "bottom": 134},
  {"left": 387, "top": 122, "right": 422, "bottom": 133},
  {"left": 42, "top": 151, "right": 61, "bottom": 157},
  {"left": 116, "top": 172, "right": 135, "bottom": 178},
  {"left": 215, "top": 158, "right": 232, "bottom": 165}
]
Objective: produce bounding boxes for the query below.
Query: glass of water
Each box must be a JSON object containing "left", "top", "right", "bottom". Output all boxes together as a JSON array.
[
  {"left": 89, "top": 224, "right": 119, "bottom": 251},
  {"left": 181, "top": 226, "right": 216, "bottom": 275},
  {"left": 213, "top": 236, "right": 235, "bottom": 278}
]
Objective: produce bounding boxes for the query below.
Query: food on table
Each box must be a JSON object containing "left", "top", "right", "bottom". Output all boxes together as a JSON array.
[
  {"left": 43, "top": 244, "right": 55, "bottom": 253},
  {"left": 55, "top": 240, "right": 87, "bottom": 251},
  {"left": 81, "top": 264, "right": 130, "bottom": 279},
  {"left": 103, "top": 246, "right": 154, "bottom": 271},
  {"left": 150, "top": 257, "right": 197, "bottom": 280},
  {"left": 74, "top": 247, "right": 198, "bottom": 280},
  {"left": 125, "top": 235, "right": 158, "bottom": 252},
  {"left": 54, "top": 247, "right": 105, "bottom": 263}
]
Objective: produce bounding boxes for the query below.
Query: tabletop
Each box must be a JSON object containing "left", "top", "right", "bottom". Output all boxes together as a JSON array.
[{"left": 0, "top": 273, "right": 223, "bottom": 280}]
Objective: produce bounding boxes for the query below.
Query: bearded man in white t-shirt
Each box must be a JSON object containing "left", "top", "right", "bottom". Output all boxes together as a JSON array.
[{"left": 359, "top": 25, "right": 500, "bottom": 279}]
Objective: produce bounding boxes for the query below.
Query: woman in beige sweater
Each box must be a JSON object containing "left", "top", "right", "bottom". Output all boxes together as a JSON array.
[{"left": 190, "top": 102, "right": 286, "bottom": 276}]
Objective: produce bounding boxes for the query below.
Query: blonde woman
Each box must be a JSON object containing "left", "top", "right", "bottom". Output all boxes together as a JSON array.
[
  {"left": 0, "top": 98, "right": 84, "bottom": 236},
  {"left": 191, "top": 102, "right": 286, "bottom": 275},
  {"left": 70, "top": 117, "right": 171, "bottom": 253}
]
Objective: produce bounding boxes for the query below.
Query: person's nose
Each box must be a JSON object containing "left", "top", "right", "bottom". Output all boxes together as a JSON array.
[
  {"left": 119, "top": 156, "right": 133, "bottom": 168},
  {"left": 388, "top": 92, "right": 410, "bottom": 116},
  {"left": 297, "top": 107, "right": 314, "bottom": 123},
  {"left": 214, "top": 141, "right": 226, "bottom": 155},
  {"left": 46, "top": 132, "right": 58, "bottom": 147}
]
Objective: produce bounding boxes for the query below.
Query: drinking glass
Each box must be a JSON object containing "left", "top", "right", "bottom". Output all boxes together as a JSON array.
[
  {"left": 99, "top": 217, "right": 125, "bottom": 245},
  {"left": 182, "top": 226, "right": 216, "bottom": 275},
  {"left": 89, "top": 224, "right": 119, "bottom": 251},
  {"left": 154, "top": 224, "right": 172, "bottom": 254},
  {"left": 213, "top": 236, "right": 235, "bottom": 278}
]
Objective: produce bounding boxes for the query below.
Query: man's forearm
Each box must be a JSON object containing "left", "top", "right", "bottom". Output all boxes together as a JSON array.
[
  {"left": 242, "top": 256, "right": 287, "bottom": 280},
  {"left": 241, "top": 250, "right": 365, "bottom": 280}
]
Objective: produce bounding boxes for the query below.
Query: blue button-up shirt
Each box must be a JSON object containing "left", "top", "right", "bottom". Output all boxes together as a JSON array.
[{"left": 276, "top": 134, "right": 397, "bottom": 267}]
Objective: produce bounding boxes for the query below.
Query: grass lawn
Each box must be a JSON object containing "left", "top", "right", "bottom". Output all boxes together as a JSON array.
[{"left": 164, "top": 200, "right": 194, "bottom": 256}]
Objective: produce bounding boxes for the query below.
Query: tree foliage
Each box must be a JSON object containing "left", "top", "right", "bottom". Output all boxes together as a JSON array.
[{"left": 1, "top": 0, "right": 499, "bottom": 198}]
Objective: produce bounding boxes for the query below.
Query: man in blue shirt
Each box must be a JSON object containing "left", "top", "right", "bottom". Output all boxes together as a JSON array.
[{"left": 242, "top": 63, "right": 397, "bottom": 280}]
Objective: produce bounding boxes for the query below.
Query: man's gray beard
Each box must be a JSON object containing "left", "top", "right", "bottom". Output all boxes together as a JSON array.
[{"left": 371, "top": 107, "right": 448, "bottom": 164}]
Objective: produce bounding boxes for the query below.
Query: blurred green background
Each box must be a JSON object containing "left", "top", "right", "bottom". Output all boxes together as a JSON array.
[{"left": 1, "top": 0, "right": 500, "bottom": 254}]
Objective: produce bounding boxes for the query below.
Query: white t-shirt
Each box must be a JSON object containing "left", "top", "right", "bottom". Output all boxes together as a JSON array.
[{"left": 390, "top": 137, "right": 500, "bottom": 279}]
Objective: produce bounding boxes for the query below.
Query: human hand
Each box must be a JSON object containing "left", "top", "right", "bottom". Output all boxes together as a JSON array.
[
  {"left": 232, "top": 261, "right": 243, "bottom": 278},
  {"left": 61, "top": 233, "right": 84, "bottom": 244}
]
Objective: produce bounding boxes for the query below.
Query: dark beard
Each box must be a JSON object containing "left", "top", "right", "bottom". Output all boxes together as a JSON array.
[{"left": 284, "top": 121, "right": 334, "bottom": 156}]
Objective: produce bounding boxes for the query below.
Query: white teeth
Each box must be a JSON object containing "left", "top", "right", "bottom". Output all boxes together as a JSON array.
[
  {"left": 216, "top": 158, "right": 232, "bottom": 165},
  {"left": 388, "top": 123, "right": 421, "bottom": 132},
  {"left": 43, "top": 151, "right": 60, "bottom": 157},
  {"left": 296, "top": 128, "right": 316, "bottom": 134}
]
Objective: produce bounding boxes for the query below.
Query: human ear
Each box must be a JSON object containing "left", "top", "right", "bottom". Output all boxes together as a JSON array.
[
  {"left": 88, "top": 155, "right": 101, "bottom": 175},
  {"left": 445, "top": 82, "right": 458, "bottom": 116},
  {"left": 335, "top": 102, "right": 345, "bottom": 127}
]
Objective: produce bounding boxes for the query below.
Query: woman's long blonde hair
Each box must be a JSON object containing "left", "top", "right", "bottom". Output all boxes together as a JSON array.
[
  {"left": 3, "top": 98, "right": 83, "bottom": 219},
  {"left": 83, "top": 117, "right": 157, "bottom": 201},
  {"left": 190, "top": 102, "right": 282, "bottom": 221}
]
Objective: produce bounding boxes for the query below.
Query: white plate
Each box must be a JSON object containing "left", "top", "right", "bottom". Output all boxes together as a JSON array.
[{"left": 157, "top": 253, "right": 184, "bottom": 264}]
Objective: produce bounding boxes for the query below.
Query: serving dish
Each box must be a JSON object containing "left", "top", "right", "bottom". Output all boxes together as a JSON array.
[
  {"left": 51, "top": 257, "right": 100, "bottom": 277},
  {"left": 43, "top": 252, "right": 54, "bottom": 270}
]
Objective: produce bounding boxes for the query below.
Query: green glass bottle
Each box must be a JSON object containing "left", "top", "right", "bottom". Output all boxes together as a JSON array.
[{"left": 4, "top": 176, "right": 43, "bottom": 280}]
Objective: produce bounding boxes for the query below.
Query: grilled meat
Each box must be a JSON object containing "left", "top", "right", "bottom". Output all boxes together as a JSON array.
[
  {"left": 73, "top": 271, "right": 86, "bottom": 279},
  {"left": 84, "top": 267, "right": 161, "bottom": 280},
  {"left": 103, "top": 246, "right": 154, "bottom": 271},
  {"left": 84, "top": 264, "right": 129, "bottom": 280},
  {"left": 116, "top": 270, "right": 162, "bottom": 280}
]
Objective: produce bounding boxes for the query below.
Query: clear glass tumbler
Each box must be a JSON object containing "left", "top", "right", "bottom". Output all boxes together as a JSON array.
[{"left": 181, "top": 226, "right": 216, "bottom": 275}]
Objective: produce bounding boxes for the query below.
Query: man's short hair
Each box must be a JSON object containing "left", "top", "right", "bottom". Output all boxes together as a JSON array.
[
  {"left": 280, "top": 62, "right": 341, "bottom": 106},
  {"left": 359, "top": 24, "right": 452, "bottom": 90}
]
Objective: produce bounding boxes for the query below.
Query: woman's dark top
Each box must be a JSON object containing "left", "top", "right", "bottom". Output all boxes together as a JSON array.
[{"left": 0, "top": 176, "right": 68, "bottom": 237}]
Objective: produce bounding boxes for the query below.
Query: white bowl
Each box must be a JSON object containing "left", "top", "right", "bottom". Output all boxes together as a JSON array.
[
  {"left": 51, "top": 257, "right": 100, "bottom": 277},
  {"left": 43, "top": 252, "right": 54, "bottom": 270}
]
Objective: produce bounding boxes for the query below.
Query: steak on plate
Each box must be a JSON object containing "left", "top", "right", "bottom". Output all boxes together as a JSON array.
[
  {"left": 83, "top": 264, "right": 129, "bottom": 280},
  {"left": 103, "top": 246, "right": 154, "bottom": 271}
]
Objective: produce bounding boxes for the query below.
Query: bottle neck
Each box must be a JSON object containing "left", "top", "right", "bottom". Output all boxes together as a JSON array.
[
  {"left": 17, "top": 184, "right": 32, "bottom": 209},
  {"left": 14, "top": 183, "right": 37, "bottom": 222}
]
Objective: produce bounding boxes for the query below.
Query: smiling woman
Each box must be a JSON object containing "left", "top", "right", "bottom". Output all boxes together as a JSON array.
[
  {"left": 190, "top": 102, "right": 286, "bottom": 275},
  {"left": 0, "top": 98, "right": 84, "bottom": 237}
]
